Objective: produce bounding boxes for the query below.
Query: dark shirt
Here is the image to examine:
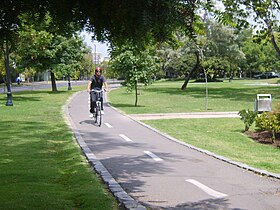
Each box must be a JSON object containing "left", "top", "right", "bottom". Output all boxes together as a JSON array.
[{"left": 90, "top": 75, "right": 106, "bottom": 89}]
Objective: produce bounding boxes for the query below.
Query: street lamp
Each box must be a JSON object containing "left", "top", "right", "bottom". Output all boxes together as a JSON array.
[
  {"left": 94, "top": 44, "right": 97, "bottom": 70},
  {"left": 5, "top": 40, "right": 13, "bottom": 106}
]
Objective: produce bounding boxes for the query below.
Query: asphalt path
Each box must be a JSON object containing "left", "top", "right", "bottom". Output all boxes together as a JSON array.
[
  {"left": 67, "top": 90, "right": 280, "bottom": 210},
  {"left": 1, "top": 80, "right": 88, "bottom": 93}
]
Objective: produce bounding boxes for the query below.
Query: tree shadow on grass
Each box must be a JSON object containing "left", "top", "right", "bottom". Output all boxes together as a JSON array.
[
  {"left": 145, "top": 86, "right": 280, "bottom": 102},
  {"left": 0, "top": 90, "right": 70, "bottom": 102},
  {"left": 12, "top": 90, "right": 69, "bottom": 95},
  {"left": 0, "top": 96, "right": 43, "bottom": 102},
  {"left": 0, "top": 119, "right": 87, "bottom": 179}
]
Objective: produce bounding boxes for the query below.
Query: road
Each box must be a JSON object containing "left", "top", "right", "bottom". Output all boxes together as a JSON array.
[
  {"left": 67, "top": 90, "right": 280, "bottom": 210},
  {"left": 0, "top": 80, "right": 88, "bottom": 93}
]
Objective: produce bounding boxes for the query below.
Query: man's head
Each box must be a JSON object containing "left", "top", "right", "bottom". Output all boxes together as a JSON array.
[{"left": 95, "top": 67, "right": 102, "bottom": 77}]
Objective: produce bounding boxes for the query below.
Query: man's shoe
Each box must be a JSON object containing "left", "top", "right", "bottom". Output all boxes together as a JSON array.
[
  {"left": 89, "top": 113, "right": 94, "bottom": 118},
  {"left": 101, "top": 110, "right": 104, "bottom": 115}
]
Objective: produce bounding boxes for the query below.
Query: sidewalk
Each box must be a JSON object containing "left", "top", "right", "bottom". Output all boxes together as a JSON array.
[{"left": 129, "top": 111, "right": 239, "bottom": 120}]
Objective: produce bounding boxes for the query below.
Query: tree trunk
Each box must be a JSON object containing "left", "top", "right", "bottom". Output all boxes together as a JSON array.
[
  {"left": 50, "top": 71, "right": 57, "bottom": 92},
  {"left": 134, "top": 80, "right": 138, "bottom": 107},
  {"left": 265, "top": 19, "right": 280, "bottom": 59},
  {"left": 4, "top": 40, "right": 13, "bottom": 106},
  {"left": 181, "top": 51, "right": 200, "bottom": 90},
  {"left": 228, "top": 63, "right": 232, "bottom": 82},
  {"left": 67, "top": 75, "right": 72, "bottom": 90}
]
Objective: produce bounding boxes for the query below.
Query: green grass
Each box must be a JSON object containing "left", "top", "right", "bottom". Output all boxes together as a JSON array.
[
  {"left": 108, "top": 79, "right": 280, "bottom": 114},
  {"left": 0, "top": 85, "right": 119, "bottom": 210},
  {"left": 108, "top": 79, "right": 280, "bottom": 174}
]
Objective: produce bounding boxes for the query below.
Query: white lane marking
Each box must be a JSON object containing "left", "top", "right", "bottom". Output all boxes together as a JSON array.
[
  {"left": 119, "top": 134, "right": 133, "bottom": 142},
  {"left": 186, "top": 179, "right": 228, "bottom": 198},
  {"left": 104, "top": 123, "right": 113, "bottom": 128},
  {"left": 144, "top": 151, "right": 163, "bottom": 162}
]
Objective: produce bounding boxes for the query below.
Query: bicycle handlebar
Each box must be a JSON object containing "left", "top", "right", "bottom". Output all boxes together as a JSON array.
[{"left": 90, "top": 88, "right": 107, "bottom": 93}]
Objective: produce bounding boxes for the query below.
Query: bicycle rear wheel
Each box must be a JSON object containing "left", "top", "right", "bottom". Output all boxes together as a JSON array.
[{"left": 95, "top": 104, "right": 102, "bottom": 127}]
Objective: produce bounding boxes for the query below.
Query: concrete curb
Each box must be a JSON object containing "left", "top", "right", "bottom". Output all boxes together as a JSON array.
[
  {"left": 107, "top": 103, "right": 280, "bottom": 181},
  {"left": 63, "top": 91, "right": 146, "bottom": 210}
]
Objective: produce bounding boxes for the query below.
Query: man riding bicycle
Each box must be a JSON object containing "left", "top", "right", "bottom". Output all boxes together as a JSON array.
[{"left": 87, "top": 67, "right": 108, "bottom": 118}]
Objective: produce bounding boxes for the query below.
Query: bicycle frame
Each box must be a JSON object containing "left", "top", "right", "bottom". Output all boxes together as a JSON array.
[{"left": 90, "top": 89, "right": 103, "bottom": 126}]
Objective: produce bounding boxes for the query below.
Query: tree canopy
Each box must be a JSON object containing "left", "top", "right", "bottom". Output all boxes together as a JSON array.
[{"left": 1, "top": 0, "right": 198, "bottom": 45}]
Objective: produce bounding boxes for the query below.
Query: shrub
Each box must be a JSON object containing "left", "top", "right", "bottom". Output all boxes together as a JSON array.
[
  {"left": 255, "top": 112, "right": 280, "bottom": 142},
  {"left": 238, "top": 109, "right": 258, "bottom": 131}
]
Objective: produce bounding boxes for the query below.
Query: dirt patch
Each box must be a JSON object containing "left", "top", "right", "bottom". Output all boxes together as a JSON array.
[{"left": 245, "top": 130, "right": 280, "bottom": 148}]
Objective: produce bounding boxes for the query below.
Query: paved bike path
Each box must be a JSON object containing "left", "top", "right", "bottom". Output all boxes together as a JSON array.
[{"left": 66, "top": 91, "right": 280, "bottom": 210}]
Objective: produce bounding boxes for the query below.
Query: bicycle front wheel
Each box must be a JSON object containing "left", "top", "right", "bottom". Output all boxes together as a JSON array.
[{"left": 95, "top": 104, "right": 102, "bottom": 127}]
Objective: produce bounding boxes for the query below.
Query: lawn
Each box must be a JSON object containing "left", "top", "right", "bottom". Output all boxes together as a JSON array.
[
  {"left": 108, "top": 79, "right": 280, "bottom": 174},
  {"left": 0, "top": 85, "right": 119, "bottom": 210},
  {"left": 108, "top": 79, "right": 280, "bottom": 114}
]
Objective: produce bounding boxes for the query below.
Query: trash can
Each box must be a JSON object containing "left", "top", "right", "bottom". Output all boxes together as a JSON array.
[{"left": 254, "top": 94, "right": 272, "bottom": 113}]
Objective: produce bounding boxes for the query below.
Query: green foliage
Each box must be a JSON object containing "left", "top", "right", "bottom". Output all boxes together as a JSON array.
[
  {"left": 0, "top": 1, "right": 198, "bottom": 45},
  {"left": 255, "top": 112, "right": 280, "bottom": 142},
  {"left": 80, "top": 51, "right": 94, "bottom": 79},
  {"left": 15, "top": 13, "right": 56, "bottom": 72},
  {"left": 52, "top": 34, "right": 88, "bottom": 78},
  {"left": 110, "top": 43, "right": 158, "bottom": 106},
  {"left": 217, "top": 0, "right": 280, "bottom": 60},
  {"left": 238, "top": 109, "right": 258, "bottom": 131},
  {"left": 15, "top": 13, "right": 88, "bottom": 80}
]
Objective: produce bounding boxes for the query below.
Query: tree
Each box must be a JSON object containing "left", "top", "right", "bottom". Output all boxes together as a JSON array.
[
  {"left": 110, "top": 44, "right": 158, "bottom": 106},
  {"left": 52, "top": 35, "right": 88, "bottom": 90},
  {"left": 218, "top": 0, "right": 280, "bottom": 59},
  {"left": 156, "top": 34, "right": 201, "bottom": 88},
  {"left": 15, "top": 13, "right": 87, "bottom": 91},
  {"left": 80, "top": 51, "right": 94, "bottom": 80},
  {"left": 0, "top": 1, "right": 51, "bottom": 105},
  {"left": 15, "top": 13, "right": 57, "bottom": 91}
]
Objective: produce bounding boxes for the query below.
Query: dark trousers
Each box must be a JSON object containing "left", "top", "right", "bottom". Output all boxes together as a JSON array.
[{"left": 90, "top": 92, "right": 103, "bottom": 113}]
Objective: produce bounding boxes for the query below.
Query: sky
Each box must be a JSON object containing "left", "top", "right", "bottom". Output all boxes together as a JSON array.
[{"left": 80, "top": 31, "right": 110, "bottom": 57}]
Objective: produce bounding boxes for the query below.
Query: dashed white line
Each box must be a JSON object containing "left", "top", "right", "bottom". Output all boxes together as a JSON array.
[
  {"left": 144, "top": 151, "right": 163, "bottom": 161},
  {"left": 186, "top": 179, "right": 228, "bottom": 198},
  {"left": 119, "top": 134, "right": 133, "bottom": 142},
  {"left": 104, "top": 123, "right": 113, "bottom": 128}
]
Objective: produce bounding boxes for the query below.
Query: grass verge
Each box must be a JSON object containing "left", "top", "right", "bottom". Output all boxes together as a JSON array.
[{"left": 0, "top": 86, "right": 119, "bottom": 210}]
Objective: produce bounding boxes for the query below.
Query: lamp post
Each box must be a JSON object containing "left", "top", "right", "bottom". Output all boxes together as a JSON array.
[
  {"left": 94, "top": 44, "right": 97, "bottom": 70},
  {"left": 5, "top": 40, "right": 13, "bottom": 106}
]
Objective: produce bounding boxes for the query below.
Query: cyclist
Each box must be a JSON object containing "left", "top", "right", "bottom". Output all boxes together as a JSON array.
[{"left": 87, "top": 67, "right": 108, "bottom": 118}]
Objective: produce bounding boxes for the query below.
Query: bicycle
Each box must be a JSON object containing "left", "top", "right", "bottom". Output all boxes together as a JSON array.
[{"left": 90, "top": 89, "right": 104, "bottom": 127}]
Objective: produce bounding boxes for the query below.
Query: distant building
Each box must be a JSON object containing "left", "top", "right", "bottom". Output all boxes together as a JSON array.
[
  {"left": 93, "top": 52, "right": 103, "bottom": 65},
  {"left": 103, "top": 57, "right": 110, "bottom": 62}
]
